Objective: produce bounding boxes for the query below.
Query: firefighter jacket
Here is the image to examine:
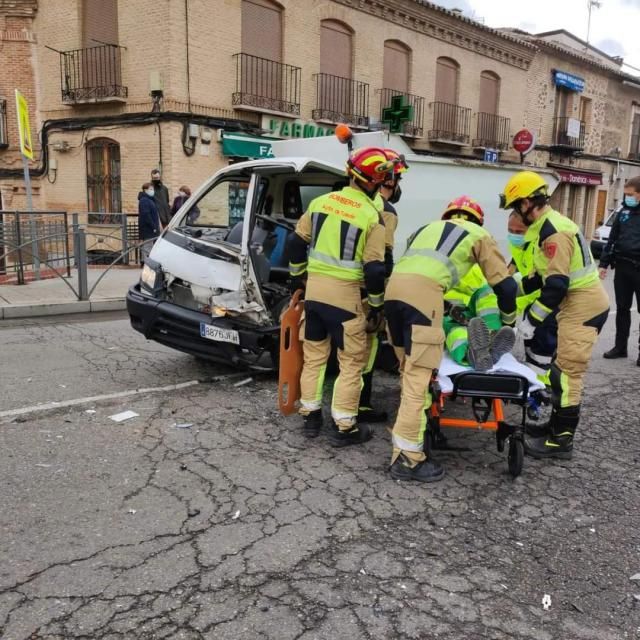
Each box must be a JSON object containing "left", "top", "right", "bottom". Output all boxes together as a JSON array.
[
  {"left": 520, "top": 208, "right": 599, "bottom": 325},
  {"left": 444, "top": 264, "right": 500, "bottom": 327},
  {"left": 288, "top": 186, "right": 386, "bottom": 308},
  {"left": 598, "top": 203, "right": 640, "bottom": 268},
  {"left": 509, "top": 241, "right": 540, "bottom": 313},
  {"left": 394, "top": 218, "right": 517, "bottom": 325}
]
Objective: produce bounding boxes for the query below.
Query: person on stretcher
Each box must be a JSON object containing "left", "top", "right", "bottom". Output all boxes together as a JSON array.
[{"left": 443, "top": 264, "right": 516, "bottom": 371}]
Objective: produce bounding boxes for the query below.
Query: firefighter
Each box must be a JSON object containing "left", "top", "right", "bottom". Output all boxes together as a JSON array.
[
  {"left": 287, "top": 147, "right": 389, "bottom": 446},
  {"left": 499, "top": 171, "right": 609, "bottom": 459},
  {"left": 385, "top": 196, "right": 518, "bottom": 482},
  {"left": 507, "top": 211, "right": 557, "bottom": 384},
  {"left": 358, "top": 149, "right": 408, "bottom": 423},
  {"left": 443, "top": 264, "right": 515, "bottom": 371}
]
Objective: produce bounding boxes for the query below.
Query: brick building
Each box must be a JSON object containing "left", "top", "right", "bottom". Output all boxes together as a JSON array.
[{"left": 1, "top": 0, "right": 639, "bottom": 241}]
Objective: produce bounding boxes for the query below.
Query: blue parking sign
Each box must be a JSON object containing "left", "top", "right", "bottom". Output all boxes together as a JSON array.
[{"left": 484, "top": 149, "right": 498, "bottom": 163}]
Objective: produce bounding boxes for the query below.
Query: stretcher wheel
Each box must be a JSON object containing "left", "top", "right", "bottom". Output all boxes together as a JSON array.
[{"left": 507, "top": 438, "right": 524, "bottom": 478}]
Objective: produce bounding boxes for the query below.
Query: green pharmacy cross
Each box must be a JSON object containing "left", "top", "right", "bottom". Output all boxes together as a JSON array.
[{"left": 381, "top": 94, "right": 414, "bottom": 134}]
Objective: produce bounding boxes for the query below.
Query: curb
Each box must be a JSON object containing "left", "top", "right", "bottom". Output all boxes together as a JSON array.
[{"left": 0, "top": 298, "right": 126, "bottom": 320}]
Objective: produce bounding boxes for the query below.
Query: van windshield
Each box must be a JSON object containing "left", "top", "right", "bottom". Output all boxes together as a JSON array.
[{"left": 177, "top": 178, "right": 251, "bottom": 229}]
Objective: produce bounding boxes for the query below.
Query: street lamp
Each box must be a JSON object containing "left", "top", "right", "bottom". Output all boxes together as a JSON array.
[{"left": 586, "top": 0, "right": 602, "bottom": 48}]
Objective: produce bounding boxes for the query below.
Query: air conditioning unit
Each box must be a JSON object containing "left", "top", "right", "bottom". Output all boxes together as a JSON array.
[{"left": 52, "top": 140, "right": 70, "bottom": 152}]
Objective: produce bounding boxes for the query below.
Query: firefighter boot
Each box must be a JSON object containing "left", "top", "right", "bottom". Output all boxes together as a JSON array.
[
  {"left": 328, "top": 422, "right": 373, "bottom": 448},
  {"left": 490, "top": 326, "right": 516, "bottom": 365},
  {"left": 524, "top": 406, "right": 580, "bottom": 460},
  {"left": 467, "top": 317, "right": 492, "bottom": 371},
  {"left": 389, "top": 453, "right": 445, "bottom": 483},
  {"left": 302, "top": 410, "right": 323, "bottom": 438},
  {"left": 358, "top": 370, "right": 388, "bottom": 423}
]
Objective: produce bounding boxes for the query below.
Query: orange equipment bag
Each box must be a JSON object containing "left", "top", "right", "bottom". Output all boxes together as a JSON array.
[{"left": 278, "top": 289, "right": 304, "bottom": 415}]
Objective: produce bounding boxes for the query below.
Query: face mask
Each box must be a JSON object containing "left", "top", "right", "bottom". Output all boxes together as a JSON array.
[
  {"left": 624, "top": 195, "right": 639, "bottom": 208},
  {"left": 508, "top": 232, "right": 526, "bottom": 248},
  {"left": 146, "top": 188, "right": 155, "bottom": 197},
  {"left": 389, "top": 184, "right": 402, "bottom": 204},
  {"left": 178, "top": 191, "right": 186, "bottom": 198}
]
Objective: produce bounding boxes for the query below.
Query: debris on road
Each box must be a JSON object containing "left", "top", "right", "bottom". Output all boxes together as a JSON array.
[
  {"left": 127, "top": 509, "right": 137, "bottom": 515},
  {"left": 233, "top": 377, "right": 253, "bottom": 388},
  {"left": 188, "top": 508, "right": 201, "bottom": 518},
  {"left": 35, "top": 463, "right": 52, "bottom": 468},
  {"left": 542, "top": 594, "right": 552, "bottom": 611},
  {"left": 109, "top": 410, "right": 139, "bottom": 423},
  {"left": 85, "top": 409, "right": 97, "bottom": 415},
  {"left": 232, "top": 510, "right": 241, "bottom": 520},
  {"left": 630, "top": 573, "right": 640, "bottom": 581},
  {"left": 173, "top": 422, "right": 193, "bottom": 429},
  {"left": 571, "top": 602, "right": 584, "bottom": 614}
]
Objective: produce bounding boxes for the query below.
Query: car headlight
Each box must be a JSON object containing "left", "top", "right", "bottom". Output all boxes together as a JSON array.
[{"left": 140, "top": 261, "right": 163, "bottom": 293}]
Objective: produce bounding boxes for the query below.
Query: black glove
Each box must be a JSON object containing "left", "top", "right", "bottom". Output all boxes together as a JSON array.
[
  {"left": 366, "top": 306, "right": 384, "bottom": 333},
  {"left": 289, "top": 276, "right": 306, "bottom": 297}
]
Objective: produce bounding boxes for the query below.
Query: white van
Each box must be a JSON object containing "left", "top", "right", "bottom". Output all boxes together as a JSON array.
[{"left": 126, "top": 131, "right": 559, "bottom": 369}]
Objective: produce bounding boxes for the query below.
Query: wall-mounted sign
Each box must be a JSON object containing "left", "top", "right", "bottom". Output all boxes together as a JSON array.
[
  {"left": 513, "top": 129, "right": 536, "bottom": 155},
  {"left": 556, "top": 168, "right": 602, "bottom": 186},
  {"left": 553, "top": 70, "right": 585, "bottom": 93},
  {"left": 483, "top": 149, "right": 499, "bottom": 163},
  {"left": 221, "top": 132, "right": 275, "bottom": 158},
  {"left": 262, "top": 116, "right": 334, "bottom": 139}
]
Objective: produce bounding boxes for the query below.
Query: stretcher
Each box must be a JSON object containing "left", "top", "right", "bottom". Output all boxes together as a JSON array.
[{"left": 429, "top": 353, "right": 547, "bottom": 478}]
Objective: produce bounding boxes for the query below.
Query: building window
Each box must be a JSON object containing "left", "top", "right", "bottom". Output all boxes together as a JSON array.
[
  {"left": 86, "top": 138, "right": 121, "bottom": 216},
  {"left": 383, "top": 40, "right": 410, "bottom": 93},
  {"left": 435, "top": 57, "right": 459, "bottom": 105},
  {"left": 0, "top": 99, "right": 7, "bottom": 148},
  {"left": 242, "top": 0, "right": 282, "bottom": 61},
  {"left": 629, "top": 111, "right": 640, "bottom": 159},
  {"left": 479, "top": 71, "right": 500, "bottom": 115},
  {"left": 320, "top": 20, "right": 353, "bottom": 78}
]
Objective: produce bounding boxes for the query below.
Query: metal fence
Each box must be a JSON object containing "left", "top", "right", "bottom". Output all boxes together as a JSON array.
[
  {"left": 428, "top": 101, "right": 472, "bottom": 145},
  {"left": 0, "top": 211, "right": 71, "bottom": 284},
  {"left": 379, "top": 89, "right": 424, "bottom": 138},
  {"left": 312, "top": 73, "right": 370, "bottom": 128}
]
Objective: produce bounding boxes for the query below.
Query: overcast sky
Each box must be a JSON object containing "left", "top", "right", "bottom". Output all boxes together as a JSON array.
[{"left": 434, "top": 0, "right": 640, "bottom": 73}]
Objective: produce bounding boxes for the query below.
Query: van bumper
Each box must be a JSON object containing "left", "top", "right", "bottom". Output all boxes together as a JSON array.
[{"left": 126, "top": 284, "right": 277, "bottom": 369}]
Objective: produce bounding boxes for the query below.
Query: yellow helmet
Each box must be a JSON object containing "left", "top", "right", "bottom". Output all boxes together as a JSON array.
[{"left": 499, "top": 171, "right": 549, "bottom": 209}]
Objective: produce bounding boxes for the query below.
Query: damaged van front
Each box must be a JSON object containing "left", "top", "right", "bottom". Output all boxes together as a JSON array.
[{"left": 126, "top": 158, "right": 345, "bottom": 369}]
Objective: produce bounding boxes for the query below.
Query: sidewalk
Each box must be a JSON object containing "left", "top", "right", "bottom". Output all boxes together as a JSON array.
[{"left": 0, "top": 267, "right": 140, "bottom": 319}]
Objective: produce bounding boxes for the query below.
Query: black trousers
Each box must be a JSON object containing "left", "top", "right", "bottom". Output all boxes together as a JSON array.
[{"left": 614, "top": 260, "right": 640, "bottom": 350}]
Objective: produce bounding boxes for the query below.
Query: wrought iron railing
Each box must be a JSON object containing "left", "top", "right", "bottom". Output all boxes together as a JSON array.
[
  {"left": 428, "top": 102, "right": 471, "bottom": 144},
  {"left": 233, "top": 53, "right": 301, "bottom": 116},
  {"left": 59, "top": 44, "right": 127, "bottom": 103},
  {"left": 628, "top": 134, "right": 640, "bottom": 160},
  {"left": 312, "top": 73, "right": 369, "bottom": 128},
  {"left": 473, "top": 112, "right": 511, "bottom": 150},
  {"left": 379, "top": 89, "right": 424, "bottom": 137},
  {"left": 552, "top": 117, "right": 586, "bottom": 150}
]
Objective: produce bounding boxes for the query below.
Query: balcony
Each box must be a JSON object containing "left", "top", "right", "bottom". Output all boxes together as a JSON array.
[
  {"left": 428, "top": 102, "right": 471, "bottom": 145},
  {"left": 379, "top": 89, "right": 424, "bottom": 138},
  {"left": 473, "top": 112, "right": 511, "bottom": 150},
  {"left": 232, "top": 53, "right": 301, "bottom": 117},
  {"left": 312, "top": 73, "right": 369, "bottom": 129},
  {"left": 551, "top": 116, "right": 585, "bottom": 152},
  {"left": 59, "top": 45, "right": 127, "bottom": 104}
]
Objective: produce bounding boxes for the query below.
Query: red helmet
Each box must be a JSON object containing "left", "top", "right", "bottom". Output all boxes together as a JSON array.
[
  {"left": 442, "top": 196, "right": 485, "bottom": 225},
  {"left": 383, "top": 148, "right": 409, "bottom": 175},
  {"left": 346, "top": 147, "right": 394, "bottom": 188}
]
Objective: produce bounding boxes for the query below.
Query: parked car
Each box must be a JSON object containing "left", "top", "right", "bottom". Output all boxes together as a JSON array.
[{"left": 590, "top": 208, "right": 619, "bottom": 259}]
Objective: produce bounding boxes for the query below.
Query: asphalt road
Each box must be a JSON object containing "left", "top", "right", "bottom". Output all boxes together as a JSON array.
[{"left": 0, "top": 303, "right": 639, "bottom": 640}]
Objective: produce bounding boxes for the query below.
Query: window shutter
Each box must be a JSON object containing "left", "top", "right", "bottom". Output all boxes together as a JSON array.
[
  {"left": 479, "top": 71, "right": 499, "bottom": 115},
  {"left": 383, "top": 41, "right": 410, "bottom": 93},
  {"left": 83, "top": 0, "right": 118, "bottom": 47},
  {"left": 320, "top": 21, "right": 352, "bottom": 78},
  {"left": 242, "top": 0, "right": 282, "bottom": 61},
  {"left": 435, "top": 58, "right": 458, "bottom": 105}
]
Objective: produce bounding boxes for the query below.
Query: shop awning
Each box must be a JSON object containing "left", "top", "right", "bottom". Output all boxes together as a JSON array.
[{"left": 221, "top": 132, "right": 277, "bottom": 158}]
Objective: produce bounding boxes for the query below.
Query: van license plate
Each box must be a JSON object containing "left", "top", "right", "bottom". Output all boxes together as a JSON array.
[{"left": 199, "top": 323, "right": 240, "bottom": 345}]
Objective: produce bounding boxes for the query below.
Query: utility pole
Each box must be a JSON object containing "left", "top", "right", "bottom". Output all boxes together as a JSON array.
[{"left": 586, "top": 0, "right": 602, "bottom": 49}]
